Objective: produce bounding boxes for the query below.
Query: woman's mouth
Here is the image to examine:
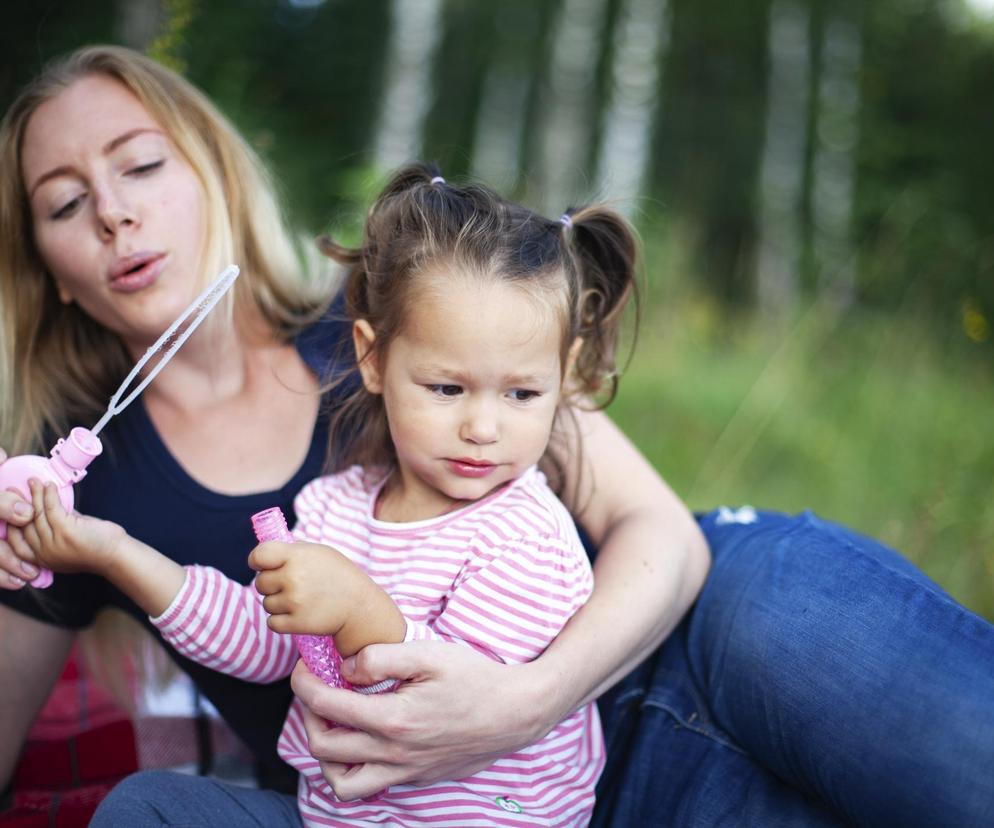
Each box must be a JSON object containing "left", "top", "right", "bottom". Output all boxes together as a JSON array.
[
  {"left": 108, "top": 252, "right": 167, "bottom": 293},
  {"left": 447, "top": 458, "right": 498, "bottom": 478}
]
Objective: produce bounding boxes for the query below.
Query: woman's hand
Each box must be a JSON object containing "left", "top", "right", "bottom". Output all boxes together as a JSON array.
[
  {"left": 291, "top": 641, "right": 559, "bottom": 801},
  {"left": 6, "top": 479, "right": 126, "bottom": 578},
  {"left": 0, "top": 448, "right": 38, "bottom": 589}
]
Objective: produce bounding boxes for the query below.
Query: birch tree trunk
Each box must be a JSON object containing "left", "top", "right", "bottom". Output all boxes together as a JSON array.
[
  {"left": 757, "top": 0, "right": 811, "bottom": 315},
  {"left": 595, "top": 0, "right": 670, "bottom": 217},
  {"left": 810, "top": 9, "right": 862, "bottom": 307},
  {"left": 470, "top": 6, "right": 542, "bottom": 189},
  {"left": 373, "top": 0, "right": 444, "bottom": 171},
  {"left": 534, "top": 0, "right": 610, "bottom": 213}
]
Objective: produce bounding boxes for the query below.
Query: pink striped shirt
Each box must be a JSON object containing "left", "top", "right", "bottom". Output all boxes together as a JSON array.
[{"left": 153, "top": 465, "right": 604, "bottom": 826}]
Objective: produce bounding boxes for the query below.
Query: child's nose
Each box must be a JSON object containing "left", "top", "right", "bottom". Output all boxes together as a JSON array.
[{"left": 460, "top": 399, "right": 499, "bottom": 445}]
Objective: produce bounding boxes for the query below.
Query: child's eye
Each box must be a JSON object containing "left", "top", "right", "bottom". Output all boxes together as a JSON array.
[
  {"left": 508, "top": 389, "right": 540, "bottom": 402},
  {"left": 427, "top": 384, "right": 462, "bottom": 397}
]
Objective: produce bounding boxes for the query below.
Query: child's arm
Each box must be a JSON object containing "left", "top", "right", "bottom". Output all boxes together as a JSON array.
[
  {"left": 16, "top": 481, "right": 301, "bottom": 684},
  {"left": 15, "top": 480, "right": 184, "bottom": 616},
  {"left": 250, "top": 541, "right": 406, "bottom": 657}
]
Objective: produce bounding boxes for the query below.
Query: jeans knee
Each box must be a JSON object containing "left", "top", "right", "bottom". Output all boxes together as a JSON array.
[{"left": 90, "top": 770, "right": 178, "bottom": 827}]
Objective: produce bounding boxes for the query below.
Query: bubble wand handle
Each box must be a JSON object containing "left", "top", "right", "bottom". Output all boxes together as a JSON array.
[{"left": 250, "top": 507, "right": 351, "bottom": 688}]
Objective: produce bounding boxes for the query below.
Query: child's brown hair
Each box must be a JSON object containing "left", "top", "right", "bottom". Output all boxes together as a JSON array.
[{"left": 319, "top": 162, "right": 639, "bottom": 481}]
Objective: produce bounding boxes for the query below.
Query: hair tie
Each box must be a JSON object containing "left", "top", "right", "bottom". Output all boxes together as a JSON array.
[
  {"left": 430, "top": 176, "right": 446, "bottom": 185},
  {"left": 560, "top": 213, "right": 573, "bottom": 229}
]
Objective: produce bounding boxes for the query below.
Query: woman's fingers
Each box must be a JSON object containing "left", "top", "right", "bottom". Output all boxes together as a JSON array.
[
  {"left": 0, "top": 538, "right": 36, "bottom": 588},
  {"left": 322, "top": 760, "right": 410, "bottom": 802},
  {"left": 297, "top": 702, "right": 392, "bottom": 764},
  {"left": 5, "top": 525, "right": 41, "bottom": 576},
  {"left": 292, "top": 661, "right": 406, "bottom": 737},
  {"left": 0, "top": 489, "right": 33, "bottom": 528},
  {"left": 339, "top": 641, "right": 429, "bottom": 687}
]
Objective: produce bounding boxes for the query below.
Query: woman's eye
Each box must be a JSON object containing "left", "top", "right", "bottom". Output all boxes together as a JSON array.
[
  {"left": 51, "top": 196, "right": 83, "bottom": 220},
  {"left": 509, "top": 389, "right": 540, "bottom": 402},
  {"left": 127, "top": 160, "right": 164, "bottom": 176},
  {"left": 428, "top": 384, "right": 462, "bottom": 397}
]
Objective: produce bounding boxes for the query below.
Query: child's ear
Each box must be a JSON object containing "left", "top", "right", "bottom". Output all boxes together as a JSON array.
[
  {"left": 563, "top": 336, "right": 584, "bottom": 385},
  {"left": 352, "top": 319, "right": 383, "bottom": 394}
]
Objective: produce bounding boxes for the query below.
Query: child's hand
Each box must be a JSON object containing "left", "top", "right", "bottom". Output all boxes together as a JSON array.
[
  {"left": 6, "top": 479, "right": 127, "bottom": 577},
  {"left": 250, "top": 540, "right": 367, "bottom": 637}
]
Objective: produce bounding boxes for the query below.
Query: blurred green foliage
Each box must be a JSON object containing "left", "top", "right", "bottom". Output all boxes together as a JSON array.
[{"left": 613, "top": 297, "right": 994, "bottom": 619}]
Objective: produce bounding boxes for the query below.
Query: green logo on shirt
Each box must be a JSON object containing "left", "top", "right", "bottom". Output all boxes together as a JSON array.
[{"left": 495, "top": 796, "right": 523, "bottom": 813}]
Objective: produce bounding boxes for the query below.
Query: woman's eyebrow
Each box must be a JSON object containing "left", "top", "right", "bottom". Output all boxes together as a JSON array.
[
  {"left": 29, "top": 127, "right": 163, "bottom": 197},
  {"left": 103, "top": 126, "right": 162, "bottom": 154}
]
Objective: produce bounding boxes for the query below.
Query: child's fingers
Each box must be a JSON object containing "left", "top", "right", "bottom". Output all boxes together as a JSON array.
[
  {"left": 266, "top": 612, "right": 295, "bottom": 634},
  {"left": 26, "top": 480, "right": 56, "bottom": 545},
  {"left": 248, "top": 541, "right": 292, "bottom": 571},
  {"left": 36, "top": 480, "right": 67, "bottom": 522},
  {"left": 19, "top": 518, "right": 45, "bottom": 555},
  {"left": 261, "top": 592, "right": 290, "bottom": 618},
  {"left": 253, "top": 570, "right": 284, "bottom": 596}
]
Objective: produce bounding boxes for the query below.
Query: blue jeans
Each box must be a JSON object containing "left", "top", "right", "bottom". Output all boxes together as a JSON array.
[
  {"left": 593, "top": 509, "right": 994, "bottom": 827},
  {"left": 89, "top": 769, "right": 302, "bottom": 827}
]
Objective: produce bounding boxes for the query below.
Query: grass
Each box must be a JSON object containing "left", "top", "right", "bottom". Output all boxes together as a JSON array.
[{"left": 610, "top": 296, "right": 994, "bottom": 621}]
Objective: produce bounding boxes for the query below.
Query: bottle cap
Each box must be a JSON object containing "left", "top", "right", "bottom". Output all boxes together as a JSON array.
[{"left": 56, "top": 427, "right": 103, "bottom": 472}]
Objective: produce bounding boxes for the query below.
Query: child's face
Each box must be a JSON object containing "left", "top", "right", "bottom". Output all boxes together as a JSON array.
[{"left": 356, "top": 273, "right": 567, "bottom": 518}]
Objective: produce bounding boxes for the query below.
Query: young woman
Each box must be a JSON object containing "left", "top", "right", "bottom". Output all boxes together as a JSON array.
[{"left": 1, "top": 46, "right": 991, "bottom": 827}]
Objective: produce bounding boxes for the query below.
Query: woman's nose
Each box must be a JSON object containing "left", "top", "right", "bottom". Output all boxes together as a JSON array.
[{"left": 95, "top": 187, "right": 138, "bottom": 239}]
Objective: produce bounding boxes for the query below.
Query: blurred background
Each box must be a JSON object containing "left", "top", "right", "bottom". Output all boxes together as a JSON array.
[{"left": 2, "top": 0, "right": 991, "bottom": 619}]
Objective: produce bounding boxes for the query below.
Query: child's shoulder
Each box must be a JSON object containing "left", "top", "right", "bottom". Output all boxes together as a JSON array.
[{"left": 468, "top": 466, "right": 579, "bottom": 547}]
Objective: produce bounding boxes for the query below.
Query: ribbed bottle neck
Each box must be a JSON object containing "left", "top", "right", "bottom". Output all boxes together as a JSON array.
[{"left": 251, "top": 507, "right": 294, "bottom": 543}]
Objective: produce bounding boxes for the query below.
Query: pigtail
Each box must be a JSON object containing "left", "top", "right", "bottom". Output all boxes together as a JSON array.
[
  {"left": 315, "top": 162, "right": 451, "bottom": 472},
  {"left": 563, "top": 205, "right": 640, "bottom": 407}
]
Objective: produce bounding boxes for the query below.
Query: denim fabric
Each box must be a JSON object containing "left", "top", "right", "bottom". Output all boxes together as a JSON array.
[
  {"left": 89, "top": 770, "right": 302, "bottom": 827},
  {"left": 593, "top": 509, "right": 994, "bottom": 828}
]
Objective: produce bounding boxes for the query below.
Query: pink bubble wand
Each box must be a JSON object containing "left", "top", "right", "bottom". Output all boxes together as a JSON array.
[{"left": 0, "top": 265, "right": 241, "bottom": 587}]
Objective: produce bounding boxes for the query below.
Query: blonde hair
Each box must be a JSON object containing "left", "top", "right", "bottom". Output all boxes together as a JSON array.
[{"left": 0, "top": 45, "right": 335, "bottom": 455}]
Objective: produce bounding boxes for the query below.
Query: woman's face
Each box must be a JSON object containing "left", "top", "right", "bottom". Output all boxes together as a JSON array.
[{"left": 21, "top": 73, "right": 208, "bottom": 349}]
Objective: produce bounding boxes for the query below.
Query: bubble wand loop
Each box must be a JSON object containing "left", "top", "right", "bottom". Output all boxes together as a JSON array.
[
  {"left": 91, "top": 264, "right": 240, "bottom": 436},
  {"left": 0, "top": 265, "right": 241, "bottom": 587}
]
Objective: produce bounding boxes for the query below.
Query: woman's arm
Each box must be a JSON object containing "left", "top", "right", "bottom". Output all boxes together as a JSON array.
[
  {"left": 534, "top": 408, "right": 710, "bottom": 707},
  {"left": 291, "top": 409, "right": 710, "bottom": 800},
  {"left": 0, "top": 604, "right": 74, "bottom": 789}
]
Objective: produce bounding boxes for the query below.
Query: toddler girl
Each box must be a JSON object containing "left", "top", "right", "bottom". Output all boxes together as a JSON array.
[{"left": 18, "top": 163, "right": 638, "bottom": 827}]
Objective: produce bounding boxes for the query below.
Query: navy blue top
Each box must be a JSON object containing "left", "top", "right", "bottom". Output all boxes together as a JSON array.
[{"left": 0, "top": 294, "right": 352, "bottom": 790}]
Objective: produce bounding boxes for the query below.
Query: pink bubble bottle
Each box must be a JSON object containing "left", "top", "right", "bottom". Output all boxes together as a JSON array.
[
  {"left": 0, "top": 427, "right": 103, "bottom": 587},
  {"left": 250, "top": 507, "right": 351, "bottom": 688}
]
